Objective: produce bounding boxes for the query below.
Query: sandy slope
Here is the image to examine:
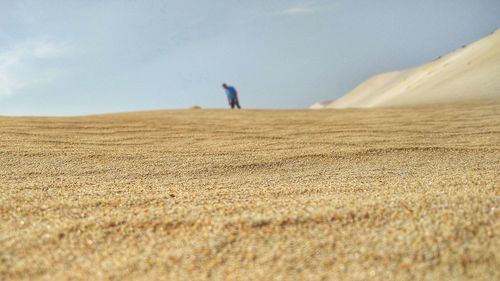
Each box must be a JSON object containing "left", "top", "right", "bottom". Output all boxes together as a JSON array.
[
  {"left": 1, "top": 102, "right": 499, "bottom": 280},
  {"left": 314, "top": 29, "right": 500, "bottom": 109},
  {"left": 310, "top": 99, "right": 335, "bottom": 109}
]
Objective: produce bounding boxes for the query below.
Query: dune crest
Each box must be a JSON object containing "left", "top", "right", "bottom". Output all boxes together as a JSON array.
[{"left": 314, "top": 29, "right": 500, "bottom": 109}]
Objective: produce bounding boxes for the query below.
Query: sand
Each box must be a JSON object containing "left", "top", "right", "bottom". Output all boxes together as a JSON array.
[
  {"left": 1, "top": 101, "right": 499, "bottom": 280},
  {"left": 313, "top": 29, "right": 500, "bottom": 109}
]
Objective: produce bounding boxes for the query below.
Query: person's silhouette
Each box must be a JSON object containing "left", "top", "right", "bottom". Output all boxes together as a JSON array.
[{"left": 222, "top": 83, "right": 241, "bottom": 109}]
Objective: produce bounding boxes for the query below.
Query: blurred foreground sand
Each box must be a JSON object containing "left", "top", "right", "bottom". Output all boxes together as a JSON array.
[{"left": 1, "top": 101, "right": 499, "bottom": 280}]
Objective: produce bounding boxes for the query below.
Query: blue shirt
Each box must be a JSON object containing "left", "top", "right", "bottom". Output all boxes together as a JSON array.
[{"left": 225, "top": 86, "right": 237, "bottom": 100}]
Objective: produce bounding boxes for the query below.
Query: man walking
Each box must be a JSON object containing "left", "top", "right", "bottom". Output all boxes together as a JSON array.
[{"left": 222, "top": 83, "right": 241, "bottom": 109}]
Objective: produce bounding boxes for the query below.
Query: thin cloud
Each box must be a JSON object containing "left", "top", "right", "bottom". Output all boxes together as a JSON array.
[
  {"left": 0, "top": 40, "right": 68, "bottom": 96},
  {"left": 278, "top": 1, "right": 322, "bottom": 15}
]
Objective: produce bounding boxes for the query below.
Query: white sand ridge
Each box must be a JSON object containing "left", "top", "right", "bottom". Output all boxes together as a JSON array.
[{"left": 313, "top": 29, "right": 500, "bottom": 109}]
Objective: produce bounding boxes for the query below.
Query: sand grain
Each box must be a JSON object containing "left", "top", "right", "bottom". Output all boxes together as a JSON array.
[{"left": 1, "top": 102, "right": 499, "bottom": 280}]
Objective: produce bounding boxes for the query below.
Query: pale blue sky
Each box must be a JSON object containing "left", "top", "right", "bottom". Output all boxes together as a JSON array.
[{"left": 1, "top": 0, "right": 499, "bottom": 115}]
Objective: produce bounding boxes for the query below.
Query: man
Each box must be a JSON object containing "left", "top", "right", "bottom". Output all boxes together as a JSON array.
[{"left": 222, "top": 83, "right": 241, "bottom": 109}]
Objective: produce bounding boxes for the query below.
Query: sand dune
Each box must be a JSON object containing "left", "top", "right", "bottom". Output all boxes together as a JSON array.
[
  {"left": 313, "top": 29, "right": 500, "bottom": 109},
  {"left": 1, "top": 102, "right": 499, "bottom": 280},
  {"left": 310, "top": 99, "right": 334, "bottom": 109}
]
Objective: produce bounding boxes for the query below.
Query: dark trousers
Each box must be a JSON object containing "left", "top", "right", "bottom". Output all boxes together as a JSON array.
[{"left": 229, "top": 99, "right": 241, "bottom": 109}]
